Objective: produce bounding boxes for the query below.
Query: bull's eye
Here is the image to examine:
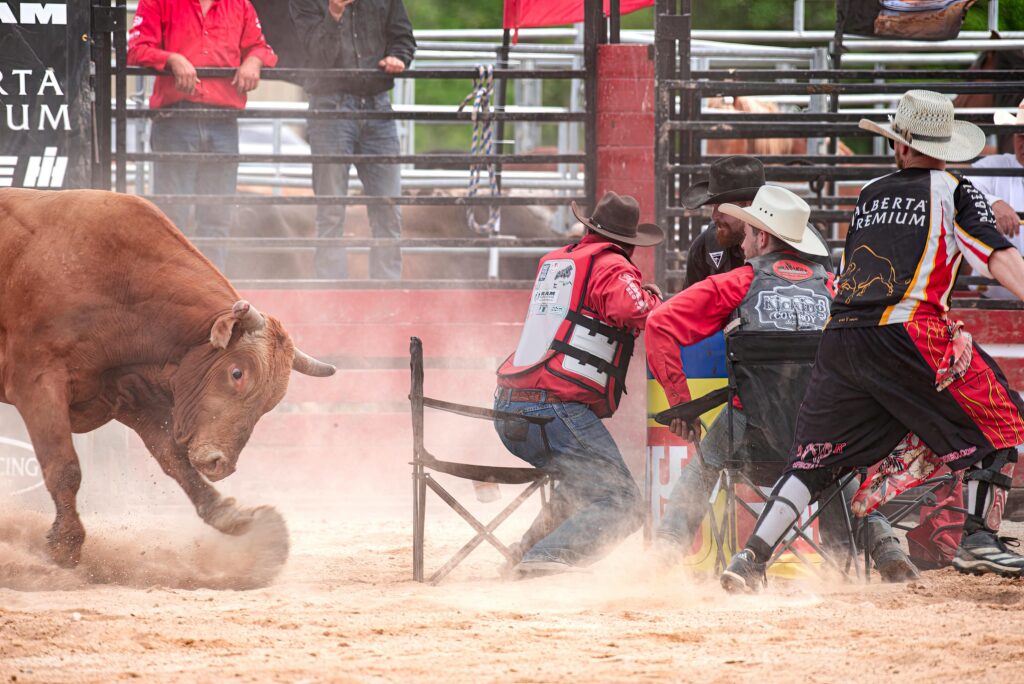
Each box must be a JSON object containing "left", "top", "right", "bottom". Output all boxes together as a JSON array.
[{"left": 231, "top": 368, "right": 243, "bottom": 380}]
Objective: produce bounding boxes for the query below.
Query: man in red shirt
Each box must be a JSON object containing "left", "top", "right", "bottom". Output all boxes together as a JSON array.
[
  {"left": 127, "top": 0, "right": 278, "bottom": 270},
  {"left": 494, "top": 192, "right": 663, "bottom": 577}
]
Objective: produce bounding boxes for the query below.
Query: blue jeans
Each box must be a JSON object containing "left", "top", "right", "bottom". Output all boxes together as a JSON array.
[
  {"left": 150, "top": 103, "right": 237, "bottom": 271},
  {"left": 494, "top": 393, "right": 644, "bottom": 566},
  {"left": 658, "top": 408, "right": 739, "bottom": 546},
  {"left": 657, "top": 407, "right": 890, "bottom": 559},
  {"left": 307, "top": 93, "right": 402, "bottom": 280}
]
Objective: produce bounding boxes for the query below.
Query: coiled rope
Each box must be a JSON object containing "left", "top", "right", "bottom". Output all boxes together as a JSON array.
[{"left": 458, "top": 64, "right": 500, "bottom": 235}]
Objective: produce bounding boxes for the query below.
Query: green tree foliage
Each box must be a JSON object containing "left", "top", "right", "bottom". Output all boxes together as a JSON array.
[
  {"left": 404, "top": 1, "right": 501, "bottom": 151},
  {"left": 963, "top": 0, "right": 1024, "bottom": 31},
  {"left": 690, "top": 0, "right": 835, "bottom": 29}
]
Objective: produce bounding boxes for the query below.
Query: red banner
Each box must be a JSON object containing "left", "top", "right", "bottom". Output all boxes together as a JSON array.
[{"left": 503, "top": 0, "right": 654, "bottom": 31}]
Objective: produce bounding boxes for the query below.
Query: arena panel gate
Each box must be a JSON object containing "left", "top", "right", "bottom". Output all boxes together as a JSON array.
[{"left": 649, "top": 0, "right": 1024, "bottom": 563}]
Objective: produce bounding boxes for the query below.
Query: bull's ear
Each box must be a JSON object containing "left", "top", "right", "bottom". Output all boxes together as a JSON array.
[{"left": 209, "top": 311, "right": 238, "bottom": 349}]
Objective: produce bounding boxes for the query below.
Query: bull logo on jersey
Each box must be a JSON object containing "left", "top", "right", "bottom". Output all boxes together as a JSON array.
[
  {"left": 755, "top": 284, "right": 829, "bottom": 330},
  {"left": 837, "top": 245, "right": 910, "bottom": 305}
]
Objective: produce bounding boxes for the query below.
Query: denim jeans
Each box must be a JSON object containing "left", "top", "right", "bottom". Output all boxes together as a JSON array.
[
  {"left": 494, "top": 394, "right": 644, "bottom": 566},
  {"left": 150, "top": 103, "right": 238, "bottom": 271},
  {"left": 657, "top": 407, "right": 889, "bottom": 560},
  {"left": 307, "top": 92, "right": 402, "bottom": 280}
]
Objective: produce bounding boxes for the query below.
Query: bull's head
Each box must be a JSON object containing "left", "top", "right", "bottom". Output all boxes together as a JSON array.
[{"left": 171, "top": 300, "right": 335, "bottom": 481}]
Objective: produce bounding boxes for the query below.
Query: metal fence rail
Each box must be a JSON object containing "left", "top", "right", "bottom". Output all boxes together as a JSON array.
[
  {"left": 90, "top": 1, "right": 618, "bottom": 287},
  {"left": 655, "top": 0, "right": 1024, "bottom": 293}
]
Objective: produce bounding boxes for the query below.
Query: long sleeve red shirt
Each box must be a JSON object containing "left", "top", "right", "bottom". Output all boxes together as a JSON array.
[
  {"left": 127, "top": 0, "right": 278, "bottom": 110},
  {"left": 499, "top": 234, "right": 661, "bottom": 406},
  {"left": 645, "top": 265, "right": 754, "bottom": 406}
]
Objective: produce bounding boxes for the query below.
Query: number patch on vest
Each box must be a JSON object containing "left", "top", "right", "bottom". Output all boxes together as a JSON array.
[{"left": 512, "top": 259, "right": 577, "bottom": 367}]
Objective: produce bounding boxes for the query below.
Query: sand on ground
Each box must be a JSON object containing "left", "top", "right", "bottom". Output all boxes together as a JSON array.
[{"left": 2, "top": 479, "right": 1024, "bottom": 684}]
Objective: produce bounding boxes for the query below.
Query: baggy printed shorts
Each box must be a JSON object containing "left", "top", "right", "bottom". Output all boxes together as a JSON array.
[{"left": 788, "top": 317, "right": 1024, "bottom": 474}]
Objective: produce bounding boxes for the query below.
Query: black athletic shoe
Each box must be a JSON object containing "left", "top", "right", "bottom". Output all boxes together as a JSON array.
[
  {"left": 873, "top": 539, "right": 921, "bottom": 583},
  {"left": 953, "top": 531, "right": 1024, "bottom": 577},
  {"left": 721, "top": 549, "right": 767, "bottom": 594}
]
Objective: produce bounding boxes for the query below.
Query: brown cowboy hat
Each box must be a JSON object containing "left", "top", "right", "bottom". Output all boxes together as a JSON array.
[{"left": 570, "top": 191, "right": 664, "bottom": 247}]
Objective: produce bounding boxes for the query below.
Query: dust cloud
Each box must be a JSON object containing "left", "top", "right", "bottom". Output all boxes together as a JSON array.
[{"left": 0, "top": 505, "right": 288, "bottom": 592}]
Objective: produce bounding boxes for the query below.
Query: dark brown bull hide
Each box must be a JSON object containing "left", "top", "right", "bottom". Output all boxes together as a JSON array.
[
  {"left": 227, "top": 197, "right": 561, "bottom": 281},
  {"left": 0, "top": 189, "right": 334, "bottom": 567}
]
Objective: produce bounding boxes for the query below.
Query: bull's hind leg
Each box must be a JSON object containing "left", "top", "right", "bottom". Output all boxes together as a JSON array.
[
  {"left": 13, "top": 378, "right": 86, "bottom": 567},
  {"left": 127, "top": 413, "right": 259, "bottom": 535}
]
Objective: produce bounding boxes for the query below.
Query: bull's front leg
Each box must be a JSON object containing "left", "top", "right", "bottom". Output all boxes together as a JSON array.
[
  {"left": 125, "top": 412, "right": 259, "bottom": 535},
  {"left": 11, "top": 375, "right": 85, "bottom": 567}
]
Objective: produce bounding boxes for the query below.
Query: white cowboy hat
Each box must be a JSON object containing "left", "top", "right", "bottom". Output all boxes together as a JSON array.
[
  {"left": 994, "top": 99, "right": 1024, "bottom": 126},
  {"left": 718, "top": 185, "right": 828, "bottom": 257},
  {"left": 859, "top": 89, "right": 985, "bottom": 163}
]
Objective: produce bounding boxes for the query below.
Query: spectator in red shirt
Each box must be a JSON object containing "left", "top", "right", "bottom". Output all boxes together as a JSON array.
[
  {"left": 494, "top": 192, "right": 663, "bottom": 578},
  {"left": 127, "top": 0, "right": 278, "bottom": 271}
]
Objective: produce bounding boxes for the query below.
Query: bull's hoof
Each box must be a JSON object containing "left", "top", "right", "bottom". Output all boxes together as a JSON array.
[
  {"left": 46, "top": 516, "right": 85, "bottom": 568},
  {"left": 203, "top": 497, "right": 259, "bottom": 536}
]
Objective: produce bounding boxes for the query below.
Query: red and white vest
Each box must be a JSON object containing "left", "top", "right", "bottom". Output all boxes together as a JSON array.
[{"left": 497, "top": 241, "right": 636, "bottom": 417}]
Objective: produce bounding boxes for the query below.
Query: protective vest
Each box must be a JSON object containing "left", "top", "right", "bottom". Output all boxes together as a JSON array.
[
  {"left": 497, "top": 241, "right": 636, "bottom": 417},
  {"left": 729, "top": 252, "right": 832, "bottom": 334}
]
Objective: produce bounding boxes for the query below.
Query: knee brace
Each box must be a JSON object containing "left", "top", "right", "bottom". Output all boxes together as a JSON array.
[{"left": 964, "top": 448, "right": 1018, "bottom": 534}]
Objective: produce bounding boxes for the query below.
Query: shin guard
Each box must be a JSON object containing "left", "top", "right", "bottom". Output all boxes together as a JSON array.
[{"left": 964, "top": 448, "right": 1018, "bottom": 535}]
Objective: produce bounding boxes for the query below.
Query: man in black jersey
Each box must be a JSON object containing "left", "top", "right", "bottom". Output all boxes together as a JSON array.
[{"left": 722, "top": 90, "right": 1024, "bottom": 592}]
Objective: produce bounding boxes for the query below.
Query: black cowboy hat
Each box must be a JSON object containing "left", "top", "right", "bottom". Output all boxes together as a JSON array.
[
  {"left": 681, "top": 156, "right": 766, "bottom": 209},
  {"left": 570, "top": 191, "right": 664, "bottom": 247}
]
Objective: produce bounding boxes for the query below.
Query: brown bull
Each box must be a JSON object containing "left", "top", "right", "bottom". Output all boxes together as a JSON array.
[{"left": 0, "top": 188, "right": 335, "bottom": 567}]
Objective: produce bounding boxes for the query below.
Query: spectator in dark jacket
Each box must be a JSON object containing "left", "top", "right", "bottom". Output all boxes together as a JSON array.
[{"left": 289, "top": 0, "right": 416, "bottom": 280}]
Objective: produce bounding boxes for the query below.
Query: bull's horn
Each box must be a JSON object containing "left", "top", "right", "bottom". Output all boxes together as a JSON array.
[
  {"left": 293, "top": 349, "right": 336, "bottom": 377},
  {"left": 232, "top": 300, "right": 265, "bottom": 333}
]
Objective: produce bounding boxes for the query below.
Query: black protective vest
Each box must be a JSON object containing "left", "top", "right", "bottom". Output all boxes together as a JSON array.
[
  {"left": 724, "top": 252, "right": 832, "bottom": 482},
  {"left": 730, "top": 252, "right": 832, "bottom": 334}
]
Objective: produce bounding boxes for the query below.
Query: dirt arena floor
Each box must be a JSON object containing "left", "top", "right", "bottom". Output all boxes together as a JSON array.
[{"left": 2, "top": 478, "right": 1024, "bottom": 684}]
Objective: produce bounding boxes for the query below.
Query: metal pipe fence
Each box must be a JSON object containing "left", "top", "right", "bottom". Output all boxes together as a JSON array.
[
  {"left": 655, "top": 0, "right": 1024, "bottom": 294},
  {"left": 92, "top": 2, "right": 610, "bottom": 287}
]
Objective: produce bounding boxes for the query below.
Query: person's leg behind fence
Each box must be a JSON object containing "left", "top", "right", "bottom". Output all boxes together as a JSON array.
[
  {"left": 150, "top": 106, "right": 200, "bottom": 239},
  {"left": 654, "top": 408, "right": 740, "bottom": 563},
  {"left": 193, "top": 114, "right": 238, "bottom": 272},
  {"left": 308, "top": 94, "right": 355, "bottom": 279},
  {"left": 355, "top": 93, "right": 402, "bottom": 280}
]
